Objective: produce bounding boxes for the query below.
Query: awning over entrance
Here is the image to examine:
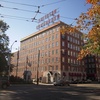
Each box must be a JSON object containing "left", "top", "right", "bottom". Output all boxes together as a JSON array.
[
  {"left": 43, "top": 71, "right": 61, "bottom": 77},
  {"left": 87, "top": 73, "right": 96, "bottom": 77}
]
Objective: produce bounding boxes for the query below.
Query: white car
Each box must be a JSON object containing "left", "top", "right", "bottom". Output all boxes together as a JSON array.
[{"left": 53, "top": 80, "right": 70, "bottom": 86}]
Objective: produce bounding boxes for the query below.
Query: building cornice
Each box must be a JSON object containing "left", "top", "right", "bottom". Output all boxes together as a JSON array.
[{"left": 21, "top": 21, "right": 65, "bottom": 42}]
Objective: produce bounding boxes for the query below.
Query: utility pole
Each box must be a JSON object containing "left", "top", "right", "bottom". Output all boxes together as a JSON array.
[
  {"left": 37, "top": 49, "right": 40, "bottom": 85},
  {"left": 16, "top": 49, "right": 19, "bottom": 78}
]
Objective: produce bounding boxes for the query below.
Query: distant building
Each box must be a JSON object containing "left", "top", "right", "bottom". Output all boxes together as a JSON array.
[
  {"left": 11, "top": 21, "right": 86, "bottom": 83},
  {"left": 84, "top": 54, "right": 100, "bottom": 81}
]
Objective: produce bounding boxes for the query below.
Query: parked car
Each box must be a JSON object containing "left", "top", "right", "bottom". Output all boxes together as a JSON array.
[
  {"left": 0, "top": 77, "right": 10, "bottom": 89},
  {"left": 70, "top": 79, "right": 85, "bottom": 84},
  {"left": 70, "top": 79, "right": 79, "bottom": 84},
  {"left": 98, "top": 79, "right": 100, "bottom": 83},
  {"left": 85, "top": 79, "right": 92, "bottom": 83},
  {"left": 53, "top": 79, "right": 70, "bottom": 86}
]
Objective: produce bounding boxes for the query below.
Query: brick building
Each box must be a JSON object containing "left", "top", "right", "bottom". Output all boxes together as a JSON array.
[
  {"left": 11, "top": 21, "right": 86, "bottom": 83},
  {"left": 84, "top": 54, "right": 100, "bottom": 81}
]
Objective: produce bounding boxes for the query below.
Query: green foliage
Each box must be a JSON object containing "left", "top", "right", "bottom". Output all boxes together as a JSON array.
[
  {"left": 0, "top": 20, "right": 9, "bottom": 33},
  {"left": 0, "top": 20, "right": 10, "bottom": 75}
]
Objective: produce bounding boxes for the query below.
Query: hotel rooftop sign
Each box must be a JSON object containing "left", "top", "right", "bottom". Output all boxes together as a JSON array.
[{"left": 36, "top": 9, "right": 60, "bottom": 30}]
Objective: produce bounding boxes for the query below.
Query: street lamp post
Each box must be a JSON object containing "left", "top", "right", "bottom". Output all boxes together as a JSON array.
[{"left": 8, "top": 40, "right": 17, "bottom": 81}]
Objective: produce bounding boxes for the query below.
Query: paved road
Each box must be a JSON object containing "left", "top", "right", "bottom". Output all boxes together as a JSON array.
[{"left": 0, "top": 84, "right": 100, "bottom": 100}]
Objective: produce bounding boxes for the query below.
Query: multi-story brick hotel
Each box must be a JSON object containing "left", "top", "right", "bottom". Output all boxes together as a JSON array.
[{"left": 11, "top": 21, "right": 86, "bottom": 83}]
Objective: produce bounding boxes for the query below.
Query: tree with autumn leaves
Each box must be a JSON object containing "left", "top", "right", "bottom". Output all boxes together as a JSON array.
[
  {"left": 74, "top": 0, "right": 100, "bottom": 60},
  {"left": 60, "top": 0, "right": 100, "bottom": 60}
]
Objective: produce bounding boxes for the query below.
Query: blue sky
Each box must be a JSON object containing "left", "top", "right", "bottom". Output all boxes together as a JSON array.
[{"left": 0, "top": 0, "right": 90, "bottom": 52}]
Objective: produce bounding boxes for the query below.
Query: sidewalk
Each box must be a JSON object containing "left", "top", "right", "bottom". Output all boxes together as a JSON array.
[
  {"left": 33, "top": 82, "right": 53, "bottom": 85},
  {"left": 72, "top": 84, "right": 100, "bottom": 88},
  {"left": 33, "top": 82, "right": 100, "bottom": 88}
]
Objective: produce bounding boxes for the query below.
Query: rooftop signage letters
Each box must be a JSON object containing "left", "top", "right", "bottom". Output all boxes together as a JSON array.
[{"left": 36, "top": 9, "right": 60, "bottom": 30}]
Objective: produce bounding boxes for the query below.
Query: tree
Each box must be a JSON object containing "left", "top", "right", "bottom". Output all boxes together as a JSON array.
[
  {"left": 75, "top": 0, "right": 100, "bottom": 60},
  {"left": 60, "top": 0, "right": 100, "bottom": 60},
  {"left": 0, "top": 20, "right": 9, "bottom": 33},
  {"left": 0, "top": 20, "right": 9, "bottom": 76},
  {"left": 0, "top": 52, "right": 8, "bottom": 75}
]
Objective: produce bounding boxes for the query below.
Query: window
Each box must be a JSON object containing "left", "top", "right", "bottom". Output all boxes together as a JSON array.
[
  {"left": 48, "top": 37, "right": 51, "bottom": 41},
  {"left": 56, "top": 65, "right": 58, "bottom": 70},
  {"left": 70, "top": 44, "right": 72, "bottom": 49},
  {"left": 73, "top": 45, "right": 75, "bottom": 50},
  {"left": 71, "top": 51, "right": 73, "bottom": 56},
  {"left": 62, "top": 57, "right": 65, "bottom": 62},
  {"left": 62, "top": 34, "right": 65, "bottom": 39},
  {"left": 52, "top": 35, "right": 54, "bottom": 40},
  {"left": 48, "top": 44, "right": 50, "bottom": 48},
  {"left": 74, "top": 59, "right": 75, "bottom": 64},
  {"left": 46, "top": 59, "right": 48, "bottom": 63},
  {"left": 56, "top": 41, "right": 58, "bottom": 46},
  {"left": 68, "top": 58, "right": 70, "bottom": 63},
  {"left": 52, "top": 50, "right": 54, "bottom": 55},
  {"left": 68, "top": 50, "right": 70, "bottom": 56},
  {"left": 67, "top": 36, "right": 70, "bottom": 41},
  {"left": 56, "top": 49, "right": 58, "bottom": 54},
  {"left": 42, "top": 40, "right": 44, "bottom": 44},
  {"left": 56, "top": 27, "right": 59, "bottom": 31},
  {"left": 62, "top": 41, "right": 65, "bottom": 46},
  {"left": 62, "top": 49, "right": 65, "bottom": 54},
  {"left": 92, "top": 58, "right": 95, "bottom": 62},
  {"left": 78, "top": 46, "right": 80, "bottom": 51},
  {"left": 73, "top": 52, "right": 75, "bottom": 57},
  {"left": 92, "top": 64, "right": 95, "bottom": 68},
  {"left": 48, "top": 51, "right": 50, "bottom": 56},
  {"left": 71, "top": 59, "right": 73, "bottom": 63},
  {"left": 52, "top": 58, "right": 54, "bottom": 62},
  {"left": 41, "top": 59, "right": 44, "bottom": 64},
  {"left": 53, "top": 28, "right": 55, "bottom": 33},
  {"left": 45, "top": 45, "right": 47, "bottom": 49},
  {"left": 42, "top": 46, "right": 44, "bottom": 50},
  {"left": 56, "top": 57, "right": 58, "bottom": 62},
  {"left": 45, "top": 38, "right": 48, "bottom": 42},
  {"left": 51, "top": 29, "right": 53, "bottom": 33},
  {"left": 70, "top": 37, "right": 72, "bottom": 42},
  {"left": 68, "top": 43, "right": 70, "bottom": 48},
  {"left": 52, "top": 43, "right": 54, "bottom": 47},
  {"left": 56, "top": 34, "right": 58, "bottom": 39},
  {"left": 45, "top": 52, "right": 47, "bottom": 56},
  {"left": 48, "top": 58, "right": 50, "bottom": 63}
]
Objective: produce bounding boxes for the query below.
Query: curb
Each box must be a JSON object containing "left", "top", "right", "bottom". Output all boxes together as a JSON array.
[{"left": 33, "top": 82, "right": 53, "bottom": 85}]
